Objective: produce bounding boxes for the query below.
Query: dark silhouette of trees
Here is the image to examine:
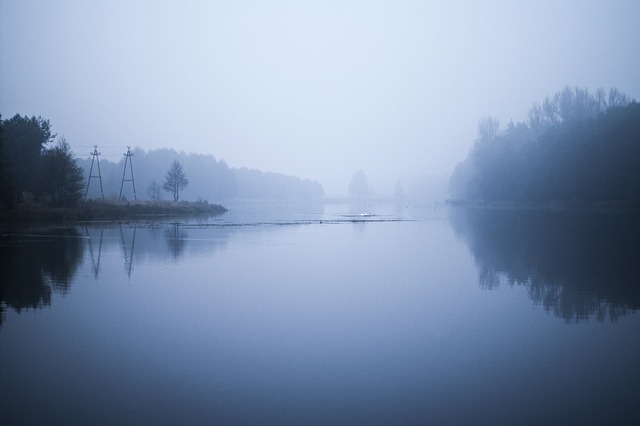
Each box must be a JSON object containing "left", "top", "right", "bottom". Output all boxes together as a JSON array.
[
  {"left": 0, "top": 114, "right": 55, "bottom": 204},
  {"left": 0, "top": 115, "right": 13, "bottom": 207},
  {"left": 162, "top": 160, "right": 189, "bottom": 201},
  {"left": 0, "top": 114, "right": 87, "bottom": 208},
  {"left": 33, "top": 138, "right": 85, "bottom": 207},
  {"left": 450, "top": 87, "right": 640, "bottom": 207}
]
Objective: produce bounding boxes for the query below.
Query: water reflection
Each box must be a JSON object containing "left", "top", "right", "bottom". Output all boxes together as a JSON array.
[
  {"left": 0, "top": 228, "right": 84, "bottom": 325},
  {"left": 84, "top": 226, "right": 104, "bottom": 278},
  {"left": 0, "top": 201, "right": 396, "bottom": 325},
  {"left": 82, "top": 222, "right": 232, "bottom": 274},
  {"left": 449, "top": 207, "right": 640, "bottom": 322},
  {"left": 120, "top": 225, "right": 137, "bottom": 276},
  {"left": 164, "top": 223, "right": 187, "bottom": 260},
  {"left": 0, "top": 222, "right": 233, "bottom": 324}
]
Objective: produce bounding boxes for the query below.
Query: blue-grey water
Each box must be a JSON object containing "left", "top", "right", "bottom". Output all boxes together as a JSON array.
[{"left": 1, "top": 202, "right": 639, "bottom": 425}]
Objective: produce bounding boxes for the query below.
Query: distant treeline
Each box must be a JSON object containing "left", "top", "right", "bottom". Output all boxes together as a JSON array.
[
  {"left": 449, "top": 87, "right": 640, "bottom": 207},
  {"left": 80, "top": 148, "right": 324, "bottom": 202},
  {"left": 0, "top": 113, "right": 324, "bottom": 209}
]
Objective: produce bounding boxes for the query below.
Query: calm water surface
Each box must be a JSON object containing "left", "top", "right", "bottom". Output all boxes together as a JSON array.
[{"left": 1, "top": 202, "right": 639, "bottom": 425}]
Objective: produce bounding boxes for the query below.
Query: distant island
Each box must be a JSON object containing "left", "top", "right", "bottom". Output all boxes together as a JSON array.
[{"left": 449, "top": 87, "right": 640, "bottom": 209}]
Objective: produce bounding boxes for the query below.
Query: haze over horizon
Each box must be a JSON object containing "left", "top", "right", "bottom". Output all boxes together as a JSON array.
[{"left": 2, "top": 0, "right": 639, "bottom": 195}]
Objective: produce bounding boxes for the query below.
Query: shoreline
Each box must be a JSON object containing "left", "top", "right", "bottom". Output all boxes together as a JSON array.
[
  {"left": 0, "top": 200, "right": 227, "bottom": 230},
  {"left": 445, "top": 198, "right": 640, "bottom": 211}
]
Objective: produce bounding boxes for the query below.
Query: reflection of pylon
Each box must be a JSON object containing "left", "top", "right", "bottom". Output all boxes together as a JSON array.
[
  {"left": 85, "top": 145, "right": 104, "bottom": 199},
  {"left": 119, "top": 225, "right": 137, "bottom": 278},
  {"left": 85, "top": 226, "right": 104, "bottom": 279},
  {"left": 119, "top": 146, "right": 137, "bottom": 201}
]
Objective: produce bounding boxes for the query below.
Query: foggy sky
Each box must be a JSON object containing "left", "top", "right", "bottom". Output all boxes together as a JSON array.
[{"left": 1, "top": 0, "right": 639, "bottom": 195}]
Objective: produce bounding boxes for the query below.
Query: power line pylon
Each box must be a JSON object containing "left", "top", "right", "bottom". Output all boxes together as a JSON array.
[
  {"left": 119, "top": 146, "right": 137, "bottom": 201},
  {"left": 85, "top": 145, "right": 104, "bottom": 199}
]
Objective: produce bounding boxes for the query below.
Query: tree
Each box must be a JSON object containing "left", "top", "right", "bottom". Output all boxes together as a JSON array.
[
  {"left": 449, "top": 87, "right": 640, "bottom": 207},
  {"left": 147, "top": 181, "right": 162, "bottom": 203},
  {"left": 348, "top": 170, "right": 369, "bottom": 199},
  {"left": 162, "top": 160, "right": 188, "bottom": 201},
  {"left": 0, "top": 114, "right": 14, "bottom": 207},
  {"left": 1, "top": 114, "right": 55, "bottom": 201},
  {"left": 607, "top": 87, "right": 631, "bottom": 109},
  {"left": 33, "top": 138, "right": 85, "bottom": 207},
  {"left": 477, "top": 116, "right": 500, "bottom": 145}
]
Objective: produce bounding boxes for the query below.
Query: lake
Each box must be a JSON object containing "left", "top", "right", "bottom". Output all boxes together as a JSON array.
[{"left": 2, "top": 201, "right": 639, "bottom": 425}]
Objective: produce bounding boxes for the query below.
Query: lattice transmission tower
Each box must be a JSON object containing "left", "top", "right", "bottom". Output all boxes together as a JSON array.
[
  {"left": 85, "top": 145, "right": 104, "bottom": 199},
  {"left": 119, "top": 146, "right": 137, "bottom": 201}
]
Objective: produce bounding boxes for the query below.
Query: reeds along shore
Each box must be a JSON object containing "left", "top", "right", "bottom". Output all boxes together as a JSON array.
[{"left": 0, "top": 200, "right": 227, "bottom": 226}]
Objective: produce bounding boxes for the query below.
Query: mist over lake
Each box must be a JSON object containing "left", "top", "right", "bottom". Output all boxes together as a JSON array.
[
  {"left": 2, "top": 1, "right": 640, "bottom": 423},
  {"left": 2, "top": 202, "right": 639, "bottom": 425}
]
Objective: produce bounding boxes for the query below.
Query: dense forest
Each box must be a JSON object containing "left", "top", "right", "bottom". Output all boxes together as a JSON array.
[{"left": 449, "top": 87, "right": 640, "bottom": 208}]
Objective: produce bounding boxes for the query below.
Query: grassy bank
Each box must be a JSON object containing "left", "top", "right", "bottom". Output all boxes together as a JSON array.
[{"left": 0, "top": 199, "right": 227, "bottom": 226}]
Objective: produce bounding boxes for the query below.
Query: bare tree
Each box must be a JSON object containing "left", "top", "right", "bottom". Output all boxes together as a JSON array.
[
  {"left": 147, "top": 181, "right": 162, "bottom": 203},
  {"left": 607, "top": 87, "right": 631, "bottom": 109},
  {"left": 477, "top": 116, "right": 500, "bottom": 145},
  {"left": 162, "top": 160, "right": 189, "bottom": 201}
]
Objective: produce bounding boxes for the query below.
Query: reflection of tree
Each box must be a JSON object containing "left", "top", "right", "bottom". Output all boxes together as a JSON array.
[
  {"left": 349, "top": 170, "right": 370, "bottom": 199},
  {"left": 83, "top": 222, "right": 212, "bottom": 273},
  {"left": 348, "top": 170, "right": 371, "bottom": 214},
  {"left": 449, "top": 208, "right": 640, "bottom": 322},
  {"left": 165, "top": 223, "right": 187, "bottom": 260},
  {"left": 0, "top": 228, "right": 84, "bottom": 326}
]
